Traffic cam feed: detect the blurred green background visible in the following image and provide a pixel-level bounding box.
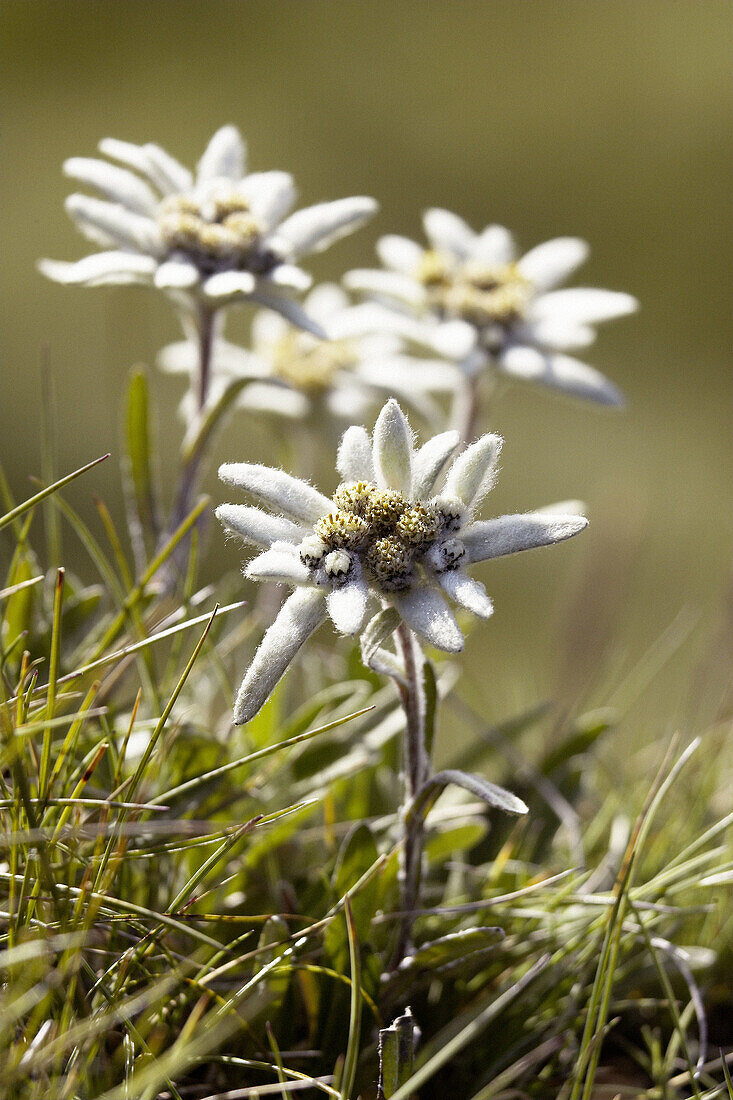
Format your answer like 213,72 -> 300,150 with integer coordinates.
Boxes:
2,1 -> 731,740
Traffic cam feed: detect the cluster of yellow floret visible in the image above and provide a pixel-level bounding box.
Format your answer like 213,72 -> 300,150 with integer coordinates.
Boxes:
270,332 -> 357,394
298,481 -> 465,592
157,192 -> 264,267
416,248 -> 531,327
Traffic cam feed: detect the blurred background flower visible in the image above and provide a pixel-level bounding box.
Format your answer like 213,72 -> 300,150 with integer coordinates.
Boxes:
159,283 -> 459,432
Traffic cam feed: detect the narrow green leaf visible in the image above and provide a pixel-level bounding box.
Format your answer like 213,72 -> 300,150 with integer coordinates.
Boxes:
126,367 -> 156,536
340,899 -> 363,1100
411,769 -> 528,823
0,453 -> 110,530
399,926 -> 504,974
39,568 -> 65,798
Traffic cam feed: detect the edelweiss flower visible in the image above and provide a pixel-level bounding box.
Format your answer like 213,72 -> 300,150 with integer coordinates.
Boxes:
217,398 -> 587,723
344,209 -> 637,405
159,283 -> 460,425
39,125 -> 377,333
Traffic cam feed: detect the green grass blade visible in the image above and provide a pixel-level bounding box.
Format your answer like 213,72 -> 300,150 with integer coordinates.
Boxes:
0,453 -> 110,530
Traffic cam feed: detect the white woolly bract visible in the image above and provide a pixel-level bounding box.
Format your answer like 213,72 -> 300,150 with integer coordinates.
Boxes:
274,197 -> 378,259
443,434 -> 502,511
196,124 -> 246,183
233,587 -> 327,724
218,463 -> 332,524
245,543 -> 311,585
337,426 -> 375,483
497,347 -> 624,406
326,573 -> 370,635
437,570 -> 494,618
37,253 -> 156,287
63,157 -> 158,215
215,504 -> 305,547
372,399 -> 413,494
411,431 -> 460,499
462,512 -> 588,563
516,237 -> 589,291
392,588 -> 464,653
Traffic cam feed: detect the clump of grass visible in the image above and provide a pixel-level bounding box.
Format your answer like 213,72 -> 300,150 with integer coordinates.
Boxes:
1,407 -> 731,1099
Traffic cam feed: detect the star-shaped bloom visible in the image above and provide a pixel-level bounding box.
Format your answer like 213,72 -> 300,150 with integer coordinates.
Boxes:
159,283 -> 460,426
39,125 -> 377,334
217,398 -> 587,723
344,210 -> 637,405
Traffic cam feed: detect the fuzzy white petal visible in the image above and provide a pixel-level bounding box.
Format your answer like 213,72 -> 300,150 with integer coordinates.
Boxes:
65,194 -> 162,254
196,125 -> 246,183
523,318 -> 596,350
203,271 -> 257,298
472,225 -> 516,265
216,504 -> 304,547
530,288 -> 638,325
344,268 -> 426,306
267,264 -> 312,291
219,463 -> 332,523
237,383 -> 311,419
438,570 -> 494,618
429,319 -> 478,359
302,283 -> 350,328
423,208 -> 476,257
411,430 -> 460,499
245,542 -> 311,584
326,384 -> 371,422
372,399 -> 413,493
233,588 -> 326,724
143,143 -> 194,193
99,138 -> 192,195
325,301 -> 474,359
355,355 -> 459,395
376,234 -> 423,274
324,301 -> 413,340
239,171 -> 297,230
443,434 -> 503,511
154,260 -> 200,289
247,289 -> 327,338
462,513 -> 588,562
63,157 -> 158,215
516,237 -> 589,291
250,308 -> 289,349
392,588 -> 464,653
327,573 -> 370,635
38,252 -> 156,287
273,197 -> 378,259
498,346 -> 624,406
337,425 -> 376,482
537,499 -> 587,518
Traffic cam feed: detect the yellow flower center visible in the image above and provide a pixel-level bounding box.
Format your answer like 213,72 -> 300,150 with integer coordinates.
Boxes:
156,192 -> 275,275
303,482 -> 464,591
270,332 -> 357,394
416,249 -> 531,327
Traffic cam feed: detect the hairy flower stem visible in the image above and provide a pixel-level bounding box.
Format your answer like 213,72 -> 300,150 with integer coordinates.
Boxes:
454,376 -> 480,446
157,305 -> 216,591
391,620 -> 429,968
170,304 -> 216,535
453,371 -> 500,447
